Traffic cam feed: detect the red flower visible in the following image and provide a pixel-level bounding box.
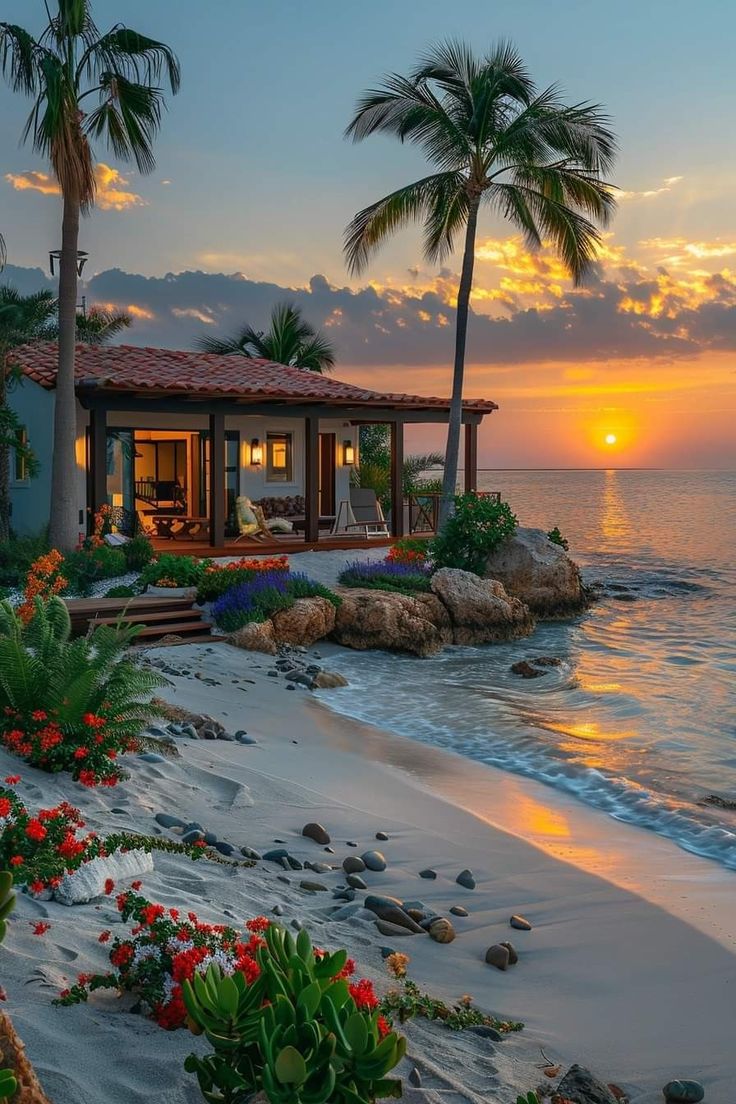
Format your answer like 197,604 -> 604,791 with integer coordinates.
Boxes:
58,989 -> 70,999
77,973 -> 93,986
77,770 -> 97,787
104,879 -> 115,895
109,942 -> 134,968
25,818 -> 47,842
377,1015 -> 391,1039
31,710 -> 48,722
333,957 -> 356,980
0,797 -> 11,817
9,855 -> 23,867
349,978 -> 379,1011
98,930 -> 111,943
131,880 -> 142,891
140,904 -> 165,926
31,921 -> 50,936
73,748 -> 89,760
246,916 -> 271,933
82,713 -> 105,729
29,881 -> 46,895
4,775 -> 21,784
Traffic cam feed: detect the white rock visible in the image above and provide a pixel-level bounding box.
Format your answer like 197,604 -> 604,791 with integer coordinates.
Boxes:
53,848 -> 154,906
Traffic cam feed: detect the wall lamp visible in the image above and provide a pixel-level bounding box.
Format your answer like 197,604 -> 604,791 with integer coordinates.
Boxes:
343,439 -> 355,465
250,438 -> 263,466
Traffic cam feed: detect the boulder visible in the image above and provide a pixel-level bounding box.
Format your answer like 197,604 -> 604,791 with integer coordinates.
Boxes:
228,620 -> 277,655
271,597 -> 336,647
332,588 -> 452,657
312,670 -> 348,689
556,1065 -> 619,1104
484,527 -> 587,618
430,567 -> 535,645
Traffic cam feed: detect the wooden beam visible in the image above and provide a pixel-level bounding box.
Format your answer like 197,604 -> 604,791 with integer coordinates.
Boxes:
89,406 -> 107,523
464,422 -> 478,494
209,411 -> 225,548
390,420 -> 404,538
304,415 -> 319,543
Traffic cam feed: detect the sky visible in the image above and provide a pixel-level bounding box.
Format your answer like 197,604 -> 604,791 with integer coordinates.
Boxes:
1,0 -> 735,469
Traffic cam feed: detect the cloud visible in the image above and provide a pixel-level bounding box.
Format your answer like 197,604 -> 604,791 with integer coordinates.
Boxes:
5,163 -> 143,210
618,175 -> 683,201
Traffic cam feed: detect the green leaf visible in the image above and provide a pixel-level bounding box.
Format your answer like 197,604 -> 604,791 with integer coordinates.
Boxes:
344,1012 -> 369,1056
274,1045 -> 307,1086
297,980 -> 322,1019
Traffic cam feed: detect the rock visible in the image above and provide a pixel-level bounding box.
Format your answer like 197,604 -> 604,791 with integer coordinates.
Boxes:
333,888 -> 356,902
510,914 -> 532,930
374,907 -> 425,933
302,822 -> 331,846
138,751 -> 165,763
375,831 -> 390,841
375,919 -> 419,938
332,588 -> 452,657
330,903 -> 366,921
155,813 -> 186,829
240,846 -> 262,861
182,829 -> 204,845
456,869 -> 476,890
511,660 -> 546,679
214,842 -> 236,857
485,944 -> 510,971
533,656 -> 562,667
346,874 -> 367,890
53,849 -> 154,906
299,880 -> 328,893
500,940 -> 518,965
428,918 -> 456,943
406,909 -> 425,923
203,831 -> 218,845
361,850 -> 387,872
468,1024 -> 503,1042
305,861 -> 332,875
556,1065 -> 619,1103
272,904 -> 284,916
228,620 -> 277,655
662,1081 -> 705,1104
450,906 -> 469,917
409,1068 -> 422,1088
419,868 -> 437,880
235,732 -> 258,745
430,567 -> 535,646
484,527 -> 587,618
312,670 -> 349,689
364,893 -> 404,911
271,597 -> 336,646
342,856 -> 366,874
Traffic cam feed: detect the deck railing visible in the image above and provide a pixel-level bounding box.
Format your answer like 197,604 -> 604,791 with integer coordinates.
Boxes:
404,490 -> 501,535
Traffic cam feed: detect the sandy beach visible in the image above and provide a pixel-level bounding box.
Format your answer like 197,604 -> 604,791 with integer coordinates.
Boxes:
2,638 -> 733,1104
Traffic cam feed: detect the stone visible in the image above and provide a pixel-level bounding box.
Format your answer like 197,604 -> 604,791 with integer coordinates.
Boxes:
369,906 -> 425,934
510,914 -> 532,930
556,1065 -> 620,1104
271,597 -> 336,647
342,856 -> 366,874
312,670 -> 349,689
375,919 -> 419,938
430,567 -> 535,646
240,846 -> 262,861
184,822 -> 205,834
333,888 -> 356,902
299,880 -> 328,893
364,893 -> 404,911
484,527 -> 588,618
406,909 -> 425,923
500,940 -> 518,965
263,848 -> 290,862
450,906 -> 469,917
375,831 -> 390,841
235,732 -> 258,745
346,874 -> 367,890
138,751 -> 165,763
533,656 -> 562,667
485,944 -> 510,971
662,1081 -> 705,1104
53,849 -> 154,906
203,831 -> 218,845
272,904 -> 285,916
330,903 -> 366,921
229,620 -> 277,655
511,660 -> 546,679
361,850 -> 387,872
408,1068 -> 422,1088
182,829 -> 204,845
302,822 -> 331,846
305,861 -> 332,875
456,869 -> 476,890
214,842 -> 236,857
468,1024 -> 503,1042
332,588 -> 453,657
419,868 -> 437,880
428,918 -> 456,944
155,813 -> 186,830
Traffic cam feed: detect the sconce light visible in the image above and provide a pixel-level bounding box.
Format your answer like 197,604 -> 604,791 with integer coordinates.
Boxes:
250,438 -> 263,466
343,439 -> 355,466
112,493 -> 124,508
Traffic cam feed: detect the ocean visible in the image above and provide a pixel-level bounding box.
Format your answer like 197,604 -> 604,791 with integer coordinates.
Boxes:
324,469 -> 736,870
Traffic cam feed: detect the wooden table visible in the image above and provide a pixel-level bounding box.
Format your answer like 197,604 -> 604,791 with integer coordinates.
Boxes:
152,515 -> 211,540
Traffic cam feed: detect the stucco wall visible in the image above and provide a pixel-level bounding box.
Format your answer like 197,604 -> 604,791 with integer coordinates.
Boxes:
8,378 -> 55,535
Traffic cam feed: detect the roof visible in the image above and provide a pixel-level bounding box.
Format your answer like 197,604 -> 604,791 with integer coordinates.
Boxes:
14,343 -> 497,414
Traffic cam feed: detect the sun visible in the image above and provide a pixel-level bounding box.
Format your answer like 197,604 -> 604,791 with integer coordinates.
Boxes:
605,433 -> 617,446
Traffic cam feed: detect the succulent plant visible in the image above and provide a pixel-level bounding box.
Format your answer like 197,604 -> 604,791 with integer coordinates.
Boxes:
183,924 -> 405,1104
516,1094 -> 538,1104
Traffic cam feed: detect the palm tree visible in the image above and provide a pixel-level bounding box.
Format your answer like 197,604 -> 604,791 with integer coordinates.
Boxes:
344,40 -> 617,524
0,286 -> 58,540
44,304 -> 132,345
0,1 -> 180,550
197,302 -> 336,373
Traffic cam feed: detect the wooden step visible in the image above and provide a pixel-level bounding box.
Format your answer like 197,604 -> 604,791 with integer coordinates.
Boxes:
132,620 -> 212,639
91,609 -> 205,627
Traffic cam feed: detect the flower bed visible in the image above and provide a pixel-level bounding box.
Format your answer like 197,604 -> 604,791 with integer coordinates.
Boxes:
211,570 -> 341,633
196,556 -> 290,603
338,558 -> 433,595
139,554 -> 211,591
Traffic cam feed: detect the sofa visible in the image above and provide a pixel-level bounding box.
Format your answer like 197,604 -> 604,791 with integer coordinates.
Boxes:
255,496 -> 306,520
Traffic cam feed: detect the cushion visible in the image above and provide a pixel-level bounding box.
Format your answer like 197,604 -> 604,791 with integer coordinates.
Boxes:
267,517 -> 294,534
235,496 -> 258,529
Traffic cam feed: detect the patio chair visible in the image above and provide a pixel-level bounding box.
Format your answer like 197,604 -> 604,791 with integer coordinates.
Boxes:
333,488 -> 389,537
234,496 -> 293,543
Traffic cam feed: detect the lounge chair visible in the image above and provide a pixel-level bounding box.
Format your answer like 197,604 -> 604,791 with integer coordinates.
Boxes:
234,496 -> 293,543
332,488 -> 389,537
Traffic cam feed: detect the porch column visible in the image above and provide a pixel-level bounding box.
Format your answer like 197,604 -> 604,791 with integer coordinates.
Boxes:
209,411 -> 225,548
304,415 -> 319,543
390,420 -> 404,538
89,406 -> 107,521
464,422 -> 478,494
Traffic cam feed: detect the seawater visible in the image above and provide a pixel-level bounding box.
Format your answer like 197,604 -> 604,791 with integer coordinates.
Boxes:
323,469 -> 736,870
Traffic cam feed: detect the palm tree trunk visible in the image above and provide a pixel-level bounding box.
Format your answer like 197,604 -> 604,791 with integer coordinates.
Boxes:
439,194 -> 481,528
0,359 -> 9,542
48,191 -> 81,551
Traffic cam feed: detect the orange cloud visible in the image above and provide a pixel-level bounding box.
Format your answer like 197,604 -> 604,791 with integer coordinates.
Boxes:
618,175 -> 683,200
5,163 -> 143,210
171,306 -> 214,324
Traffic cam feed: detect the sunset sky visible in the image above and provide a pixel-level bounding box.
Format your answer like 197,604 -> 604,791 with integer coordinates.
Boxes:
1,0 -> 735,469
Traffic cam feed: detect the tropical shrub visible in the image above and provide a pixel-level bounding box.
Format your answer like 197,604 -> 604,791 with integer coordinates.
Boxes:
338,559 -> 432,595
431,494 -> 517,576
196,556 -> 290,603
211,572 -> 293,632
286,572 -> 342,610
0,597 -> 165,785
0,782 -> 206,895
105,584 -> 139,598
140,554 -> 209,590
122,533 -> 155,571
0,532 -> 49,589
547,526 -> 569,551
17,549 -> 67,624
386,538 -> 430,568
62,544 -> 127,597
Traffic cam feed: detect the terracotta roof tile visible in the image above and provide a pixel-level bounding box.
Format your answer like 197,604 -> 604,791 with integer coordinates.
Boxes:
13,343 -> 497,414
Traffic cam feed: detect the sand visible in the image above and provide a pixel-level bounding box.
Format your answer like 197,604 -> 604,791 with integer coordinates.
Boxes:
2,639 -> 734,1104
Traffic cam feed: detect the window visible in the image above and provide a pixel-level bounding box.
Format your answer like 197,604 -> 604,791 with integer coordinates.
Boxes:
14,427 -> 28,482
266,432 -> 293,482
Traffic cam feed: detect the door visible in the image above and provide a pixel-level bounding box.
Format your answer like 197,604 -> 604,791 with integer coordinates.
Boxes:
319,433 -> 336,516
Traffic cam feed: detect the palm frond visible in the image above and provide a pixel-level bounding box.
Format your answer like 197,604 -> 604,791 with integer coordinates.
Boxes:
0,23 -> 41,94
196,303 -> 336,373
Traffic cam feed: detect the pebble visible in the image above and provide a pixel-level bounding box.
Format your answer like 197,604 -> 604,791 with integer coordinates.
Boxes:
182,829 -> 204,845
510,914 -> 532,931
380,946 -> 396,959
510,660 -> 546,679
333,888 -> 356,902
324,846 -> 335,854
468,1024 -> 503,1042
370,906 -> 424,934
456,869 -> 476,890
235,733 -> 257,745
203,831 -> 218,845
330,902 -> 365,921
263,848 -> 290,862
500,940 -> 518,965
346,874 -> 367,890
342,856 -> 366,874
408,1069 -> 422,1088
305,861 -> 332,875
138,752 -> 165,763
185,822 -> 205,834
214,842 -> 236,857
267,670 -> 278,678
346,840 -> 358,847
361,850 -> 387,872
302,822 -> 331,845
240,846 -> 262,861
155,813 -> 186,829
291,919 -> 303,931
375,919 -> 417,938
272,904 -> 285,916
428,918 -> 456,944
299,880 -> 328,893
450,906 -> 469,917
485,944 -> 510,970
376,831 -> 390,841
419,868 -> 437,880
662,1081 -> 705,1104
